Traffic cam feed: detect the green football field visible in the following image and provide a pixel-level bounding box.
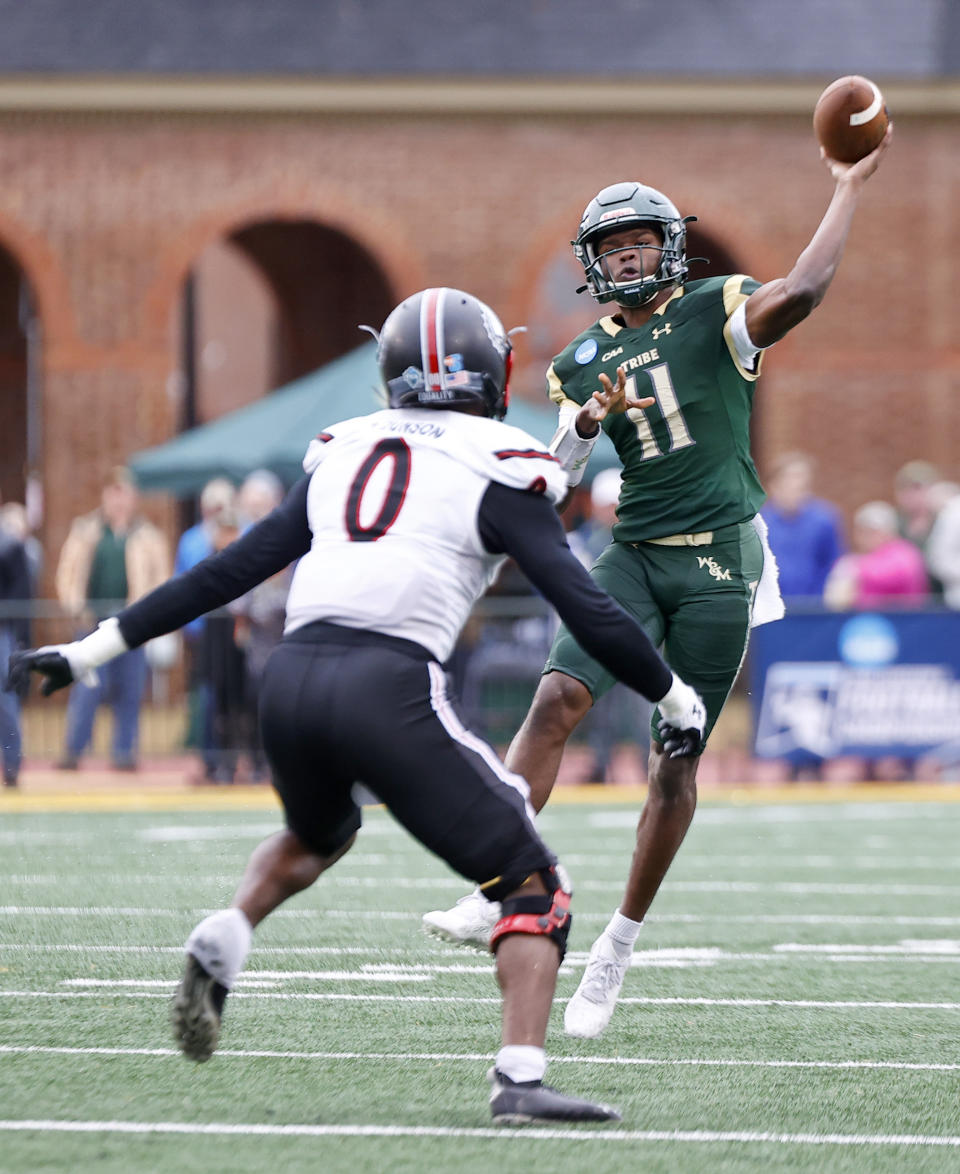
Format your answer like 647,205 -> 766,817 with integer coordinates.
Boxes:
2,795 -> 960,1173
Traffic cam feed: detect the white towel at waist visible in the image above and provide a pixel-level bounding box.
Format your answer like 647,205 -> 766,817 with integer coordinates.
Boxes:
750,513 -> 785,628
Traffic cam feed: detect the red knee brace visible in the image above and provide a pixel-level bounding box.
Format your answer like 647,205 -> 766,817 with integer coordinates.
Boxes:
490,874 -> 572,959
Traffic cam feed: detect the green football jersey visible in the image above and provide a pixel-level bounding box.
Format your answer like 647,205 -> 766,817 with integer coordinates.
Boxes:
547,275 -> 767,543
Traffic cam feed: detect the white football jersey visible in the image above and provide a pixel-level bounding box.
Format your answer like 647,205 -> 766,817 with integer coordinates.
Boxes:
284,408 -> 568,661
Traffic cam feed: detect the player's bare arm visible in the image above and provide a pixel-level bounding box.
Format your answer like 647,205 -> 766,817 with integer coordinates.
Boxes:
575,366 -> 655,438
744,121 -> 892,348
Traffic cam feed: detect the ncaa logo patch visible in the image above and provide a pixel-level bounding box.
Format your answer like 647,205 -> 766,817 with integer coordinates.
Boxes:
574,338 -> 598,365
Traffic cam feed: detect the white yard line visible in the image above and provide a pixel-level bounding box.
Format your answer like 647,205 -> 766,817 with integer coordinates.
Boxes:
59,979 -> 282,988
60,973 -> 434,986
7,876 -> 960,895
565,854 -> 960,871
656,914 -> 960,926
6,906 -> 960,928
0,1119 -> 959,1147
1,1044 -> 958,1073
776,942 -> 960,955
4,990 -> 960,1010
23,941 -> 960,983
0,944 -> 440,955
660,881 -> 960,896
588,806 -> 952,827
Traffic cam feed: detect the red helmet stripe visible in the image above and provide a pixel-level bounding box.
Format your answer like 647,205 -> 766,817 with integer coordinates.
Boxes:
419,287 -> 446,389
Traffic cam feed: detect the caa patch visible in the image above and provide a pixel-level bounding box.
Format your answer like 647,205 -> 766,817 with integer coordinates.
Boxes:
574,338 -> 598,365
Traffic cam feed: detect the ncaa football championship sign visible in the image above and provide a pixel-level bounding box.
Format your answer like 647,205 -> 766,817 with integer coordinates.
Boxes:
749,610 -> 960,763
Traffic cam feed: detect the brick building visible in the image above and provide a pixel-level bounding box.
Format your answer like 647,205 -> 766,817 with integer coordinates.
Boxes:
0,1 -> 957,580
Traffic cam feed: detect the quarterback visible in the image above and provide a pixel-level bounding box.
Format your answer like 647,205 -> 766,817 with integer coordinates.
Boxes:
8,288 -> 705,1125
424,126 -> 892,1038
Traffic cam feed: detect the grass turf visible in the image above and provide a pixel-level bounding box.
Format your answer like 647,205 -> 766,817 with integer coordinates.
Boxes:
1,797 -> 960,1172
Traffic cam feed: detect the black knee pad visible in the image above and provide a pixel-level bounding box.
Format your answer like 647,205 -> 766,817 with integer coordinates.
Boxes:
489,865 -> 572,960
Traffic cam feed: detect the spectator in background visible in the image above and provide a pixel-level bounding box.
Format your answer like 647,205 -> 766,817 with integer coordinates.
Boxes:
570,469 -> 651,782
761,452 -> 845,602
760,454 -> 846,782
569,468 -> 621,568
176,478 -> 236,576
894,460 -> 940,547
232,470 -> 287,781
55,468 -> 170,770
929,480 -> 960,516
175,477 -> 236,782
926,482 -> 960,609
1,501 -> 43,594
231,563 -> 293,783
200,508 -> 249,783
238,469 -> 284,530
894,460 -> 942,597
824,500 -> 929,611
0,501 -> 31,787
824,499 -> 930,784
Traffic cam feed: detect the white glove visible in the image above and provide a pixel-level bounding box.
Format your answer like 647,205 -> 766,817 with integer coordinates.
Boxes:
8,618 -> 130,696
656,674 -> 707,759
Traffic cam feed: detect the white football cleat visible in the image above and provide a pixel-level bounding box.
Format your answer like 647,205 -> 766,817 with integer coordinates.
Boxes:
564,934 -> 631,1038
422,889 -> 500,948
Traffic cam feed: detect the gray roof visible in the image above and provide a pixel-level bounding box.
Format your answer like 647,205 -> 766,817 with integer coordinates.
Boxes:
0,0 -> 954,78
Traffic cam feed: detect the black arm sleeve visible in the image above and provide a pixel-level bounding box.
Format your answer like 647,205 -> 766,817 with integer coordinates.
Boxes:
117,477 -> 312,649
478,482 -> 672,702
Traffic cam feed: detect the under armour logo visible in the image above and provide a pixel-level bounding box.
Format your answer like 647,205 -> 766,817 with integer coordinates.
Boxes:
651,323 -> 672,339
697,555 -> 732,581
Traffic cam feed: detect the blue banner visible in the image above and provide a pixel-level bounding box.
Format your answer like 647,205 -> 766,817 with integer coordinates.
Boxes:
749,611 -> 960,761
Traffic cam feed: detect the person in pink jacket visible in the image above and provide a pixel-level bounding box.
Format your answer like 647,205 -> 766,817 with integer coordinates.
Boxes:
824,500 -> 929,610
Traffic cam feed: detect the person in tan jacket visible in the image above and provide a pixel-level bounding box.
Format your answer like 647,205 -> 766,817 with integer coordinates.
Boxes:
55,467 -> 169,770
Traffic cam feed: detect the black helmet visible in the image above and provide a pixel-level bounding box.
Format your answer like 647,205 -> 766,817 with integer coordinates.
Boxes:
573,181 -> 694,307
378,288 -> 512,420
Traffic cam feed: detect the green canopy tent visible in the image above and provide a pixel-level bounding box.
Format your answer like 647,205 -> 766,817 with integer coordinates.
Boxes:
129,342 -> 619,496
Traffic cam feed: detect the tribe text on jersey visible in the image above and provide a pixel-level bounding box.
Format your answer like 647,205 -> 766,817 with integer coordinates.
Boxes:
283,409 -> 566,662
549,275 -> 767,542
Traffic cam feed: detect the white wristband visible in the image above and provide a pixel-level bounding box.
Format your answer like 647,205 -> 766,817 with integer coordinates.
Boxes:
74,617 -> 130,670
549,417 -> 599,488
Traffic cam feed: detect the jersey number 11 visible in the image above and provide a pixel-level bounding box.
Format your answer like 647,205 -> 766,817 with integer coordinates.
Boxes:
624,364 -> 695,461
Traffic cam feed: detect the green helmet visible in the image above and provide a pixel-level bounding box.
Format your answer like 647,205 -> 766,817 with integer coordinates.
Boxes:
573,181 -> 694,308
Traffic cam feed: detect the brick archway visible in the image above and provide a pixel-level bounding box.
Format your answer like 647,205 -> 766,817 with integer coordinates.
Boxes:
143,195 -> 424,354
0,216 -> 77,351
142,196 -> 426,443
0,221 -> 64,504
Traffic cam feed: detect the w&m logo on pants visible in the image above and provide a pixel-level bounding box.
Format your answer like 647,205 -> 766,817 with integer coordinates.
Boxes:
697,555 -> 731,582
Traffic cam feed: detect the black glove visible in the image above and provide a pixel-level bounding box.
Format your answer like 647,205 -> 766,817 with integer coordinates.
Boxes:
657,719 -> 704,760
5,649 -> 76,697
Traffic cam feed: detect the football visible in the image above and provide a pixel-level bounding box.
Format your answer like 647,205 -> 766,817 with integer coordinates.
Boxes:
813,75 -> 888,163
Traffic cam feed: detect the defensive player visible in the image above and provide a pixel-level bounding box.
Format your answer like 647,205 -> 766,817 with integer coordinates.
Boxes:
423,127 -> 892,1038
8,288 -> 705,1125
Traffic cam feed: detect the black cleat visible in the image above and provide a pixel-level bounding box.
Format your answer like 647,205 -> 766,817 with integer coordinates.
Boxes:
488,1067 -> 621,1125
171,954 -> 228,1062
